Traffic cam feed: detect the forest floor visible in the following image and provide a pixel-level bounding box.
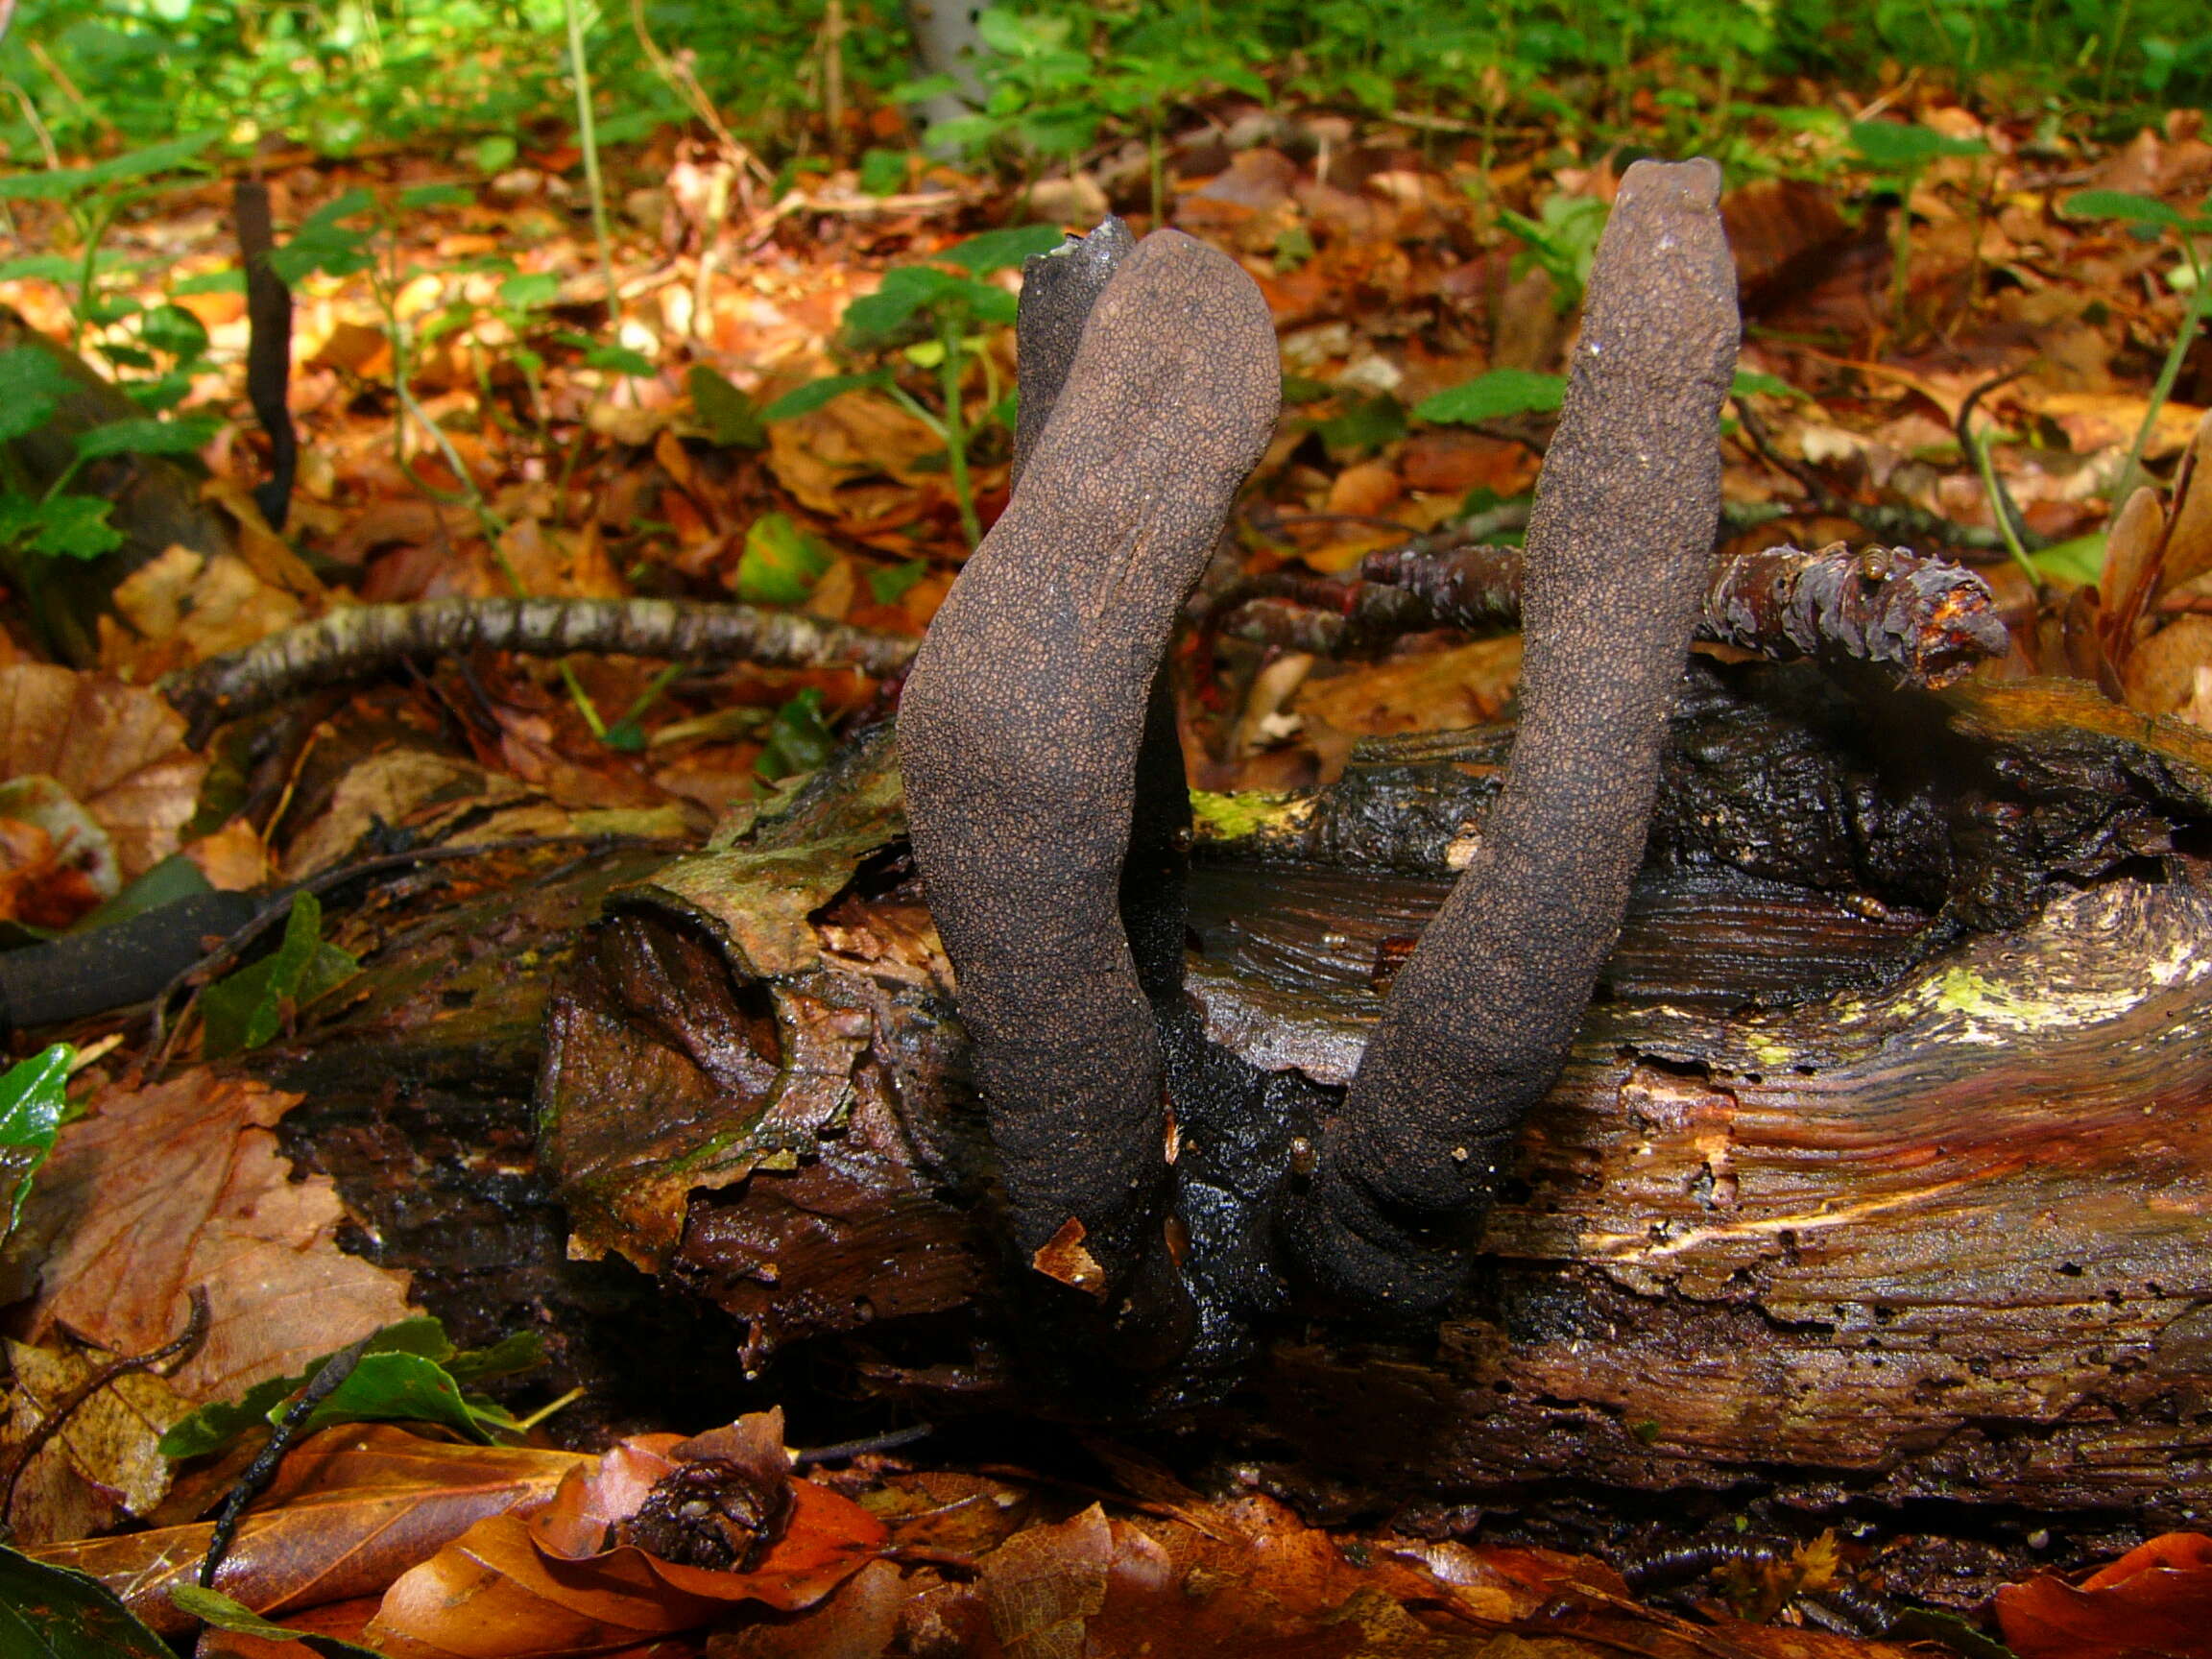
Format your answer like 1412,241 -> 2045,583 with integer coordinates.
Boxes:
1,84 -> 2209,1657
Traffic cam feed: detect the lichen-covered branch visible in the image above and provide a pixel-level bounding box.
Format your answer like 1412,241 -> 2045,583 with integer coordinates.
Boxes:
1218,541 -> 2008,690
161,596 -> 921,745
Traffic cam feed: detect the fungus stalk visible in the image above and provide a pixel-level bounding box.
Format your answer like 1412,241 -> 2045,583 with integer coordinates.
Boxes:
897,226 -> 1280,1350
1286,158 -> 1743,1309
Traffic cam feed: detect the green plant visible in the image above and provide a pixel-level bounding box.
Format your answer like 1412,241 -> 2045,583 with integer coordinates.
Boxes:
159,1315 -> 544,1457
2061,186 -> 2212,517
199,890 -> 360,1058
0,132 -> 217,354
0,1042 -> 72,1243
763,223 -> 1064,545
0,344 -> 220,565
1847,119 -> 1988,327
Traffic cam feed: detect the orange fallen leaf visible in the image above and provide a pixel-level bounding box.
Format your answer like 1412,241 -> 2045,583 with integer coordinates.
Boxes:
0,662 -> 205,880
20,1070 -> 416,1406
31,1426 -> 589,1634
1996,1532 -> 2212,1659
369,1415 -> 888,1658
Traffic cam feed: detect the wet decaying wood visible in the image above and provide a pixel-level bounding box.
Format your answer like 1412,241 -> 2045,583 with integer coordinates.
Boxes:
535,660 -> 2212,1527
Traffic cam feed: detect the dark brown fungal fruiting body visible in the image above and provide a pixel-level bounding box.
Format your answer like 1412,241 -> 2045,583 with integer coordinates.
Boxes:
896,228 -> 1280,1348
1286,159 -> 1743,1309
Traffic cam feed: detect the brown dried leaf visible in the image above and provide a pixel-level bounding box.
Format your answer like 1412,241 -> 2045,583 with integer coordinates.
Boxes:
764,390 -> 947,527
102,546 -> 310,680
0,662 -> 205,879
2162,409 -> 2212,593
21,1070 -> 415,1405
30,1425 -> 589,1634
0,1337 -> 196,1545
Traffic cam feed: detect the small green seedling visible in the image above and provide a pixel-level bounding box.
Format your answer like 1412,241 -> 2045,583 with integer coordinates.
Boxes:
199,891 -> 359,1058
2061,188 -> 2212,519
159,1315 -> 545,1458
0,343 -> 221,568
1847,120 -> 1988,327
763,223 -> 1065,545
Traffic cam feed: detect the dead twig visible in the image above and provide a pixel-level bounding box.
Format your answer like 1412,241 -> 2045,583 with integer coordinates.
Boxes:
197,1331 -> 372,1587
1215,541 -> 2008,690
160,596 -> 921,746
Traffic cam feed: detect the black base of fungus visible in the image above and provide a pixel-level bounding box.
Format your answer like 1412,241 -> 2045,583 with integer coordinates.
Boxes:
1284,158 -> 1742,1311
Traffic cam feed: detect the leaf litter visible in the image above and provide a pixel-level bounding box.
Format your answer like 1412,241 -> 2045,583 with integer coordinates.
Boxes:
0,70 -> 2209,1659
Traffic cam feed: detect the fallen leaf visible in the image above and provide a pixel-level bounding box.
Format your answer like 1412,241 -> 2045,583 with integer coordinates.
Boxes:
31,1426 -> 589,1634
369,1420 -> 888,1658
20,1070 -> 415,1405
1996,1532 -> 2212,1659
0,1337 -> 195,1545
0,663 -> 205,880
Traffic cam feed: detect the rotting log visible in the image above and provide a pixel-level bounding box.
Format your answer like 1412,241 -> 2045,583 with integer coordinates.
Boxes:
537,661 -> 2212,1525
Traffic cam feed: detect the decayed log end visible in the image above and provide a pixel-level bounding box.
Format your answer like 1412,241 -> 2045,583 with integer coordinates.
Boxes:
536,668 -> 2212,1510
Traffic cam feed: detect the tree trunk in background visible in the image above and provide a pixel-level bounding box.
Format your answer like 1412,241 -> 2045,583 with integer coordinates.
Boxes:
902,0 -> 987,140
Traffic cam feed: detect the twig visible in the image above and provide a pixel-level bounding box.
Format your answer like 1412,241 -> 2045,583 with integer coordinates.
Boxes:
198,1333 -> 372,1587
0,1288 -> 211,1538
161,596 -> 921,745
1215,541 -> 2009,689
791,1422 -> 935,1466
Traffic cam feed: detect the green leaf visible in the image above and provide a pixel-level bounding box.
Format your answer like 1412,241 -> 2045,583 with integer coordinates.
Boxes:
761,373 -> 882,421
171,269 -> 246,297
270,189 -> 378,284
843,264 -> 977,345
0,346 -> 75,444
399,182 -> 474,211
0,254 -> 82,284
0,1544 -> 176,1658
140,303 -> 209,362
735,512 -> 833,606
940,224 -> 1068,276
498,271 -> 560,312
25,494 -> 125,562
76,416 -> 221,460
2062,189 -> 2208,230
581,343 -> 659,378
168,1586 -> 382,1657
0,1045 -> 72,1243
160,1317 -> 534,1459
82,132 -> 220,186
2031,532 -> 2106,588
687,365 -> 765,447
856,148 -> 912,197
756,687 -> 835,781
473,134 -> 519,175
167,1587 -> 376,1657
443,1329 -> 546,1386
1848,120 -> 1986,171
199,891 -> 359,1058
867,557 -> 929,605
1730,369 -> 1803,400
1416,369 -> 1567,424
1316,392 -> 1407,455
